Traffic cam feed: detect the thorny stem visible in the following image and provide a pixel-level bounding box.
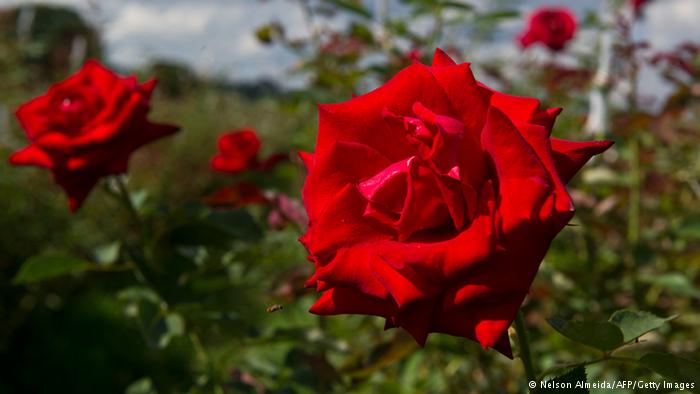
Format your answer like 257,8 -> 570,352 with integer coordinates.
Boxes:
514,310 -> 538,392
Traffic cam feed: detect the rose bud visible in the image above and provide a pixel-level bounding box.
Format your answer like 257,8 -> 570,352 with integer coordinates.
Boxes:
211,129 -> 262,174
519,7 -> 577,52
9,60 -> 179,211
211,128 -> 288,174
299,48 -> 613,357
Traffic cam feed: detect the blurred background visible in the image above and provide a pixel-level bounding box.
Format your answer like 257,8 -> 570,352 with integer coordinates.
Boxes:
0,0 -> 699,393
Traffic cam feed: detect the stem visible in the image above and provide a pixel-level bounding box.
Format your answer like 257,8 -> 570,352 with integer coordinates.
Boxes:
114,176 -> 145,230
514,310 -> 538,391
108,176 -> 159,295
627,136 -> 641,244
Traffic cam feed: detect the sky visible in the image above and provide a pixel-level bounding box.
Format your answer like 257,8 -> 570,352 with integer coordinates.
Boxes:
0,0 -> 698,87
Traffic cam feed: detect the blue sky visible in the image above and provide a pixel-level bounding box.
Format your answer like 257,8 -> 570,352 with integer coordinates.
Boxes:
0,0 -> 698,86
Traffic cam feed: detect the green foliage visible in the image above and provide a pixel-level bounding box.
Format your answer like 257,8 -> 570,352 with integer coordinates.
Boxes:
609,310 -> 676,343
639,353 -> 700,392
548,317 -> 624,352
13,252 -> 90,284
542,366 -> 588,393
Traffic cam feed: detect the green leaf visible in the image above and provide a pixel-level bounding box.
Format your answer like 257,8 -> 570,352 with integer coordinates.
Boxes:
639,352 -> 700,392
432,1 -> 474,11
165,209 -> 261,248
125,377 -> 157,394
158,313 -> 185,348
542,366 -> 588,393
94,242 -> 120,265
476,10 -> 520,22
642,272 -> 700,299
207,210 -> 262,241
609,310 -> 676,343
548,317 -> 624,351
677,217 -> 700,239
325,0 -> 373,19
13,252 -> 90,284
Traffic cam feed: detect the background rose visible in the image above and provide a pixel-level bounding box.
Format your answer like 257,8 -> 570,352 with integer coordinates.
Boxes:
8,60 -> 179,211
300,49 -> 612,356
631,0 -> 652,18
519,7 -> 577,52
210,129 -> 262,174
211,128 -> 288,174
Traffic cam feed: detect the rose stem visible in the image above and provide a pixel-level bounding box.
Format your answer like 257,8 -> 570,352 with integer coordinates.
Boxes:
112,176 -> 157,288
514,310 -> 538,392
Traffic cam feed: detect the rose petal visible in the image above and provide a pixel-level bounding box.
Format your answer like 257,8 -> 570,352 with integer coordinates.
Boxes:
551,139 -> 615,184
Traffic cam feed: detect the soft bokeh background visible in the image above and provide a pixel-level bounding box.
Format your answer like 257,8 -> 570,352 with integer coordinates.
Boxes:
0,1 -> 699,393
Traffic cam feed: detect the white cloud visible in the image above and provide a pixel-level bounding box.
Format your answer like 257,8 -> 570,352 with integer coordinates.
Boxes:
106,3 -> 219,41
646,0 -> 700,49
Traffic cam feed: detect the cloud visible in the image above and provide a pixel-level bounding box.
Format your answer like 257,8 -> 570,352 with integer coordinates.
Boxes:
646,0 -> 700,48
106,3 -> 219,41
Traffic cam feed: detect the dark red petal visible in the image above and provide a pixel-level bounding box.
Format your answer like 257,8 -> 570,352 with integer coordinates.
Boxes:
514,121 -> 575,230
8,145 -> 53,168
370,254 -> 439,307
309,287 -> 395,317
14,94 -> 53,140
305,184 -> 390,258
431,48 -> 456,67
550,139 -> 614,184
55,173 -> 99,212
302,141 -> 392,230
313,247 -> 390,299
315,63 -> 454,162
489,90 -> 541,124
427,62 -> 489,135
481,107 -> 551,233
394,299 -> 436,346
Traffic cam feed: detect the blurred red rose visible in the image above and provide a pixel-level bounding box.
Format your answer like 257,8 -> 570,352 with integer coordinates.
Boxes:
9,60 -> 179,211
211,129 -> 287,174
299,49 -> 612,356
211,129 -> 261,173
631,0 -> 652,18
519,7 -> 577,52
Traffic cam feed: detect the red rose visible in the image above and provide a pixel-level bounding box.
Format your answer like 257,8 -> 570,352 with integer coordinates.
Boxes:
519,7 -> 577,52
211,129 -> 262,174
299,49 -> 612,356
631,0 -> 652,18
9,60 -> 179,211
211,128 -> 288,174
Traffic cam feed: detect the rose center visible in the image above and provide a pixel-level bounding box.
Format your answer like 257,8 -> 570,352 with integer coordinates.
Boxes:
356,103 -> 485,241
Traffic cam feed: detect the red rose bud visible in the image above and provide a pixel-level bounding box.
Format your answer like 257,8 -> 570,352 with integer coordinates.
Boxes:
9,60 -> 179,211
211,129 -> 262,174
299,48 -> 613,357
519,7 -> 577,52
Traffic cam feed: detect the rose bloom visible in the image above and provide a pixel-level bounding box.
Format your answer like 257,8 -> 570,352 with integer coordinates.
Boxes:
299,49 -> 612,356
9,60 -> 179,211
519,7 -> 577,52
631,0 -> 652,17
211,129 -> 262,174
211,128 -> 287,174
